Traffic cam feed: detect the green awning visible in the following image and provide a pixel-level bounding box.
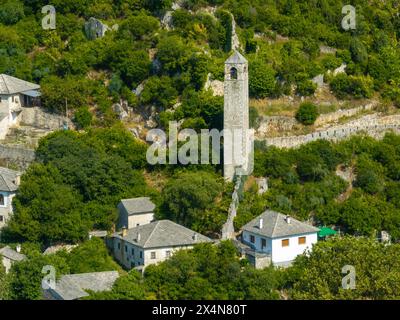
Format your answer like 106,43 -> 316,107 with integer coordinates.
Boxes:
318,227 -> 337,237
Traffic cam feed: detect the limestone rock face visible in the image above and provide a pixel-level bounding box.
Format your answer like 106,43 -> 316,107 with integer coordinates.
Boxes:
112,103 -> 128,120
204,73 -> 224,96
256,177 -> 268,194
84,17 -> 110,40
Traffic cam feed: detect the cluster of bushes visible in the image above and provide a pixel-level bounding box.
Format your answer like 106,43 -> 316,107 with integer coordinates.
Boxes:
243,133 -> 400,240
329,73 -> 374,99
2,127 -> 151,245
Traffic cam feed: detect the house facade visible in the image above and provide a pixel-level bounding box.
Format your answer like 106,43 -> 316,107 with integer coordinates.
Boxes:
0,74 -> 41,140
241,210 -> 319,266
109,220 -> 212,269
0,167 -> 21,229
117,197 -> 155,230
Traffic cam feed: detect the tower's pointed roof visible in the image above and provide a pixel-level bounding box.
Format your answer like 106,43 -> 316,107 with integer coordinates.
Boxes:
225,50 -> 247,64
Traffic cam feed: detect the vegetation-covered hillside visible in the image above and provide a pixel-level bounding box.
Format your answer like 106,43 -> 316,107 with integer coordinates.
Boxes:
2,0 -> 400,301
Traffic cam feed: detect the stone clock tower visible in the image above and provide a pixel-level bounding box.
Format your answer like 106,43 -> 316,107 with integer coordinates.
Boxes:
223,51 -> 251,182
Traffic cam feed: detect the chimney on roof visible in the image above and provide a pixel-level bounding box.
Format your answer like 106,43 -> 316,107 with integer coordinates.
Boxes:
136,232 -> 141,242
192,233 -> 198,241
121,226 -> 128,237
259,218 -> 263,229
285,215 -> 291,224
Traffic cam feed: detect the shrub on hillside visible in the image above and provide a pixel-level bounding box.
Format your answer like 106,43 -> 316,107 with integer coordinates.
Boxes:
295,102 -> 319,125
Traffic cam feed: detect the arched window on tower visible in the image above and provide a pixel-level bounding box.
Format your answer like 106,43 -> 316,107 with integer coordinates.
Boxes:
0,194 -> 4,206
230,67 -> 238,80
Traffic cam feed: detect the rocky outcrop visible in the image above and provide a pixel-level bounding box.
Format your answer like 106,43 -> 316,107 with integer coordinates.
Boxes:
204,73 -> 224,96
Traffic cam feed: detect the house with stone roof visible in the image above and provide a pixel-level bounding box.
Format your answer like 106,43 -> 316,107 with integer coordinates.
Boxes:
0,246 -> 26,273
42,271 -> 119,300
241,210 -> 319,266
109,220 -> 212,269
0,74 -> 41,140
117,197 -> 156,230
0,167 -> 21,229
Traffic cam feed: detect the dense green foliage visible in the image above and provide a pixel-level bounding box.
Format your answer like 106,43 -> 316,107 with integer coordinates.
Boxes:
286,236 -> 400,299
3,238 -> 121,300
2,127 -> 152,245
87,241 -> 281,300
3,0 -> 400,128
245,133 -> 400,241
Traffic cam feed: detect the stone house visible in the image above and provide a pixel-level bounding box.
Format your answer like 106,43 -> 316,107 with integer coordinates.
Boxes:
42,271 -> 119,300
0,74 -> 41,140
109,220 -> 212,270
241,210 -> 319,267
0,167 -> 21,229
0,246 -> 26,273
117,197 -> 156,230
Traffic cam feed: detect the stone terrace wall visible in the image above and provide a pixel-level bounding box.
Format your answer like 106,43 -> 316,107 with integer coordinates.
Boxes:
315,102 -> 376,126
0,144 -> 35,169
260,115 -> 400,148
19,107 -> 73,130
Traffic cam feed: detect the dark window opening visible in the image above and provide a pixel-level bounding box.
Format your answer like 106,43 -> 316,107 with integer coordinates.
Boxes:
0,194 -> 4,206
230,67 -> 238,79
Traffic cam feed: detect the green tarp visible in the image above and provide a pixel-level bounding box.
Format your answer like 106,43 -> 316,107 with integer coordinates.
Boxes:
318,227 -> 337,237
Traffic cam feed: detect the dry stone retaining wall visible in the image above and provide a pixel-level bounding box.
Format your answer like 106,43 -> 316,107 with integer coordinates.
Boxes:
0,144 -> 35,169
260,115 -> 400,148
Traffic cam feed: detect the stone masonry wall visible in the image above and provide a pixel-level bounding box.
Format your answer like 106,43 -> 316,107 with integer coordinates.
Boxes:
0,144 -> 35,169
19,107 -> 73,130
259,114 -> 400,148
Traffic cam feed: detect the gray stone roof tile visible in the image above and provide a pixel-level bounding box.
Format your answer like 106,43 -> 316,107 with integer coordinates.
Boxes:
119,197 -> 155,215
47,271 -> 119,300
0,246 -> 26,261
242,210 -> 319,238
225,51 -> 247,64
116,220 -> 212,248
0,167 -> 20,192
0,74 -> 40,95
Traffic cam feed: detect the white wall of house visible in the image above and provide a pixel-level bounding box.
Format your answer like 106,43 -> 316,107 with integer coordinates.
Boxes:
0,116 -> 8,140
1,256 -> 12,273
0,191 -> 15,229
111,237 -> 192,269
117,203 -> 154,230
0,93 -> 23,140
242,231 -> 318,264
271,233 -> 317,263
127,213 -> 154,229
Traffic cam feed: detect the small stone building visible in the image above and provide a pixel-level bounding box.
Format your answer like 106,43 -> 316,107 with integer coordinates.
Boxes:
42,271 -> 119,300
109,220 -> 212,269
0,246 -> 26,273
0,167 -> 21,229
0,74 -> 41,140
117,197 -> 156,230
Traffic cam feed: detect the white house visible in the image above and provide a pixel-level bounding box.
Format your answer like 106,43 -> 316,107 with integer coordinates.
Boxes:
0,74 -> 41,140
0,167 -> 21,229
117,197 -> 156,230
109,220 -> 212,269
241,210 -> 319,266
